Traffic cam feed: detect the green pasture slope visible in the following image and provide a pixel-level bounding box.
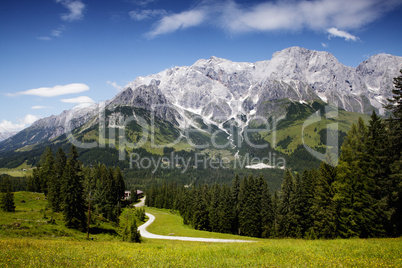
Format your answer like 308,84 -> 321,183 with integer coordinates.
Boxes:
0,192 -> 401,267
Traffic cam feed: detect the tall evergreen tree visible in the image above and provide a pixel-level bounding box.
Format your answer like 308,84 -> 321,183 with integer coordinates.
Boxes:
258,175 -> 274,238
218,184 -> 234,234
192,185 -> 210,230
28,166 -> 41,193
238,175 -> 261,237
384,69 -> 402,236
312,161 -> 337,238
48,148 -> 65,212
334,119 -> 379,238
1,176 -> 15,212
230,174 -> 240,234
62,146 -> 86,230
39,147 -> 55,196
300,169 -> 317,238
278,170 -> 297,237
271,190 -> 280,237
209,184 -> 221,232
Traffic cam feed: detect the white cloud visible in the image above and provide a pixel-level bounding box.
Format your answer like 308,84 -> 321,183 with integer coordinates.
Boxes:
129,9 -> 167,21
132,0 -> 157,6
56,0 -> 86,22
0,114 -> 41,133
107,81 -> 123,91
10,83 -> 89,97
51,26 -> 66,37
31,106 -> 50,110
321,42 -> 329,48
327,27 -> 358,41
37,36 -> 52,41
145,0 -> 401,39
60,96 -> 95,104
37,26 -> 66,41
147,9 -> 207,38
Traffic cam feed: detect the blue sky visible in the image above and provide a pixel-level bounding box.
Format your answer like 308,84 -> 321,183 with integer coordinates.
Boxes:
1,0 -> 402,134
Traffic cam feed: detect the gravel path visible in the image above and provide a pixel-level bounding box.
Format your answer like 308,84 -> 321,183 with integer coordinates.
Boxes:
135,197 -> 254,243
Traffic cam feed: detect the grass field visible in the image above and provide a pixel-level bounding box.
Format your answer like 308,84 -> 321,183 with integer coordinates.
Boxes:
1,236 -> 401,267
0,162 -> 33,177
1,193 -> 401,267
145,207 -> 259,241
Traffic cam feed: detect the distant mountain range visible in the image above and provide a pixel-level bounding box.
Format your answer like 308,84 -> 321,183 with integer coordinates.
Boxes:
0,130 -> 17,142
1,47 -> 401,170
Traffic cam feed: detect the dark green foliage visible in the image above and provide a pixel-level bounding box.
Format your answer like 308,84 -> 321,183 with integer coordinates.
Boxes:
129,219 -> 142,243
39,147 -> 54,196
48,148 -> 65,212
1,176 -> 15,212
277,135 -> 293,149
135,207 -> 146,222
122,215 -> 142,243
61,146 -> 86,230
0,175 -> 27,192
277,170 -> 298,237
27,166 -> 41,193
384,69 -> 402,236
311,162 -> 337,238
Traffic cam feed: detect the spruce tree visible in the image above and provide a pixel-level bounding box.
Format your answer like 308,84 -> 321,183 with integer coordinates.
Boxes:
39,147 -> 55,196
192,185 -> 210,231
129,218 -> 142,243
301,169 -> 317,238
278,170 -> 298,237
258,175 -> 274,238
334,119 -> 378,238
238,175 -> 261,237
218,185 -> 233,234
62,146 -> 86,230
48,148 -> 65,212
312,162 -> 337,238
208,184 -> 221,232
28,166 -> 41,192
114,167 -> 125,201
384,69 -> 402,236
230,174 -> 240,234
1,176 -> 15,212
271,190 -> 280,237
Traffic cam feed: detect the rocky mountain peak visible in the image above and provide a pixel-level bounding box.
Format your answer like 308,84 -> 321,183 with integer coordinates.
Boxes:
2,47 -> 401,152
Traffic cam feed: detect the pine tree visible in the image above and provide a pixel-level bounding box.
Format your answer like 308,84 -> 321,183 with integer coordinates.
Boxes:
300,169 -> 317,238
218,185 -> 233,234
334,119 -> 378,238
192,185 -> 210,231
230,174 -> 240,234
48,148 -> 65,212
62,146 -> 86,230
258,175 -> 274,238
28,166 -> 41,193
278,170 -> 297,237
114,167 -> 125,201
1,176 -> 15,212
129,218 -> 142,243
312,162 -> 337,238
292,173 -> 303,238
238,175 -> 261,237
39,147 -> 55,196
384,69 -> 402,236
209,184 -> 221,232
271,190 -> 280,237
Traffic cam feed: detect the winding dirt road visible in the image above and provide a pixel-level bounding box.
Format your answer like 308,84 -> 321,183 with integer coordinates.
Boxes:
135,197 -> 254,243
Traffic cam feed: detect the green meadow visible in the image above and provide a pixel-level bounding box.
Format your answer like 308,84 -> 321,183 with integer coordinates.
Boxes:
0,192 -> 401,267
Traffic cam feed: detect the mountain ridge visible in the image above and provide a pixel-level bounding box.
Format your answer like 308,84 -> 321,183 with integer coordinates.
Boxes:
1,46 -> 401,154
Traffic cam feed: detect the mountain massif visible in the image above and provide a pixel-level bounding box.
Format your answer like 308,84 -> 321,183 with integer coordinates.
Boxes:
1,47 -> 401,171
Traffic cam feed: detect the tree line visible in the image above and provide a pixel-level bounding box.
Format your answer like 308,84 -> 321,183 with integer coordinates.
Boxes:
27,146 -> 126,230
145,70 -> 402,239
